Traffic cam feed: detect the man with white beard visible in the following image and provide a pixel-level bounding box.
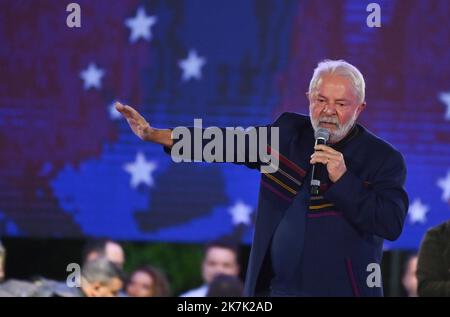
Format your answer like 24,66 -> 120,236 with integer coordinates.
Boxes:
116,59 -> 409,297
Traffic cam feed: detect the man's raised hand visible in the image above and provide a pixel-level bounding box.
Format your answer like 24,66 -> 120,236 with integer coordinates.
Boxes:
115,102 -> 173,148
115,102 -> 153,141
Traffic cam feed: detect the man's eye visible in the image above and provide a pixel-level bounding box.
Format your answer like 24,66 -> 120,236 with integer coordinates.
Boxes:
337,103 -> 345,107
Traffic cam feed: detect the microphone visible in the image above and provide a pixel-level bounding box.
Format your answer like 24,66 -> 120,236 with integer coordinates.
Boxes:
310,128 -> 330,195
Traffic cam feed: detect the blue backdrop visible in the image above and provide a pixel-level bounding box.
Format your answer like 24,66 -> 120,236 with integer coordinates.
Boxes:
0,0 -> 449,250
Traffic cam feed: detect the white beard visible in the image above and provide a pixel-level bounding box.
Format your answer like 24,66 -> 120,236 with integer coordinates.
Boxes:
310,111 -> 358,144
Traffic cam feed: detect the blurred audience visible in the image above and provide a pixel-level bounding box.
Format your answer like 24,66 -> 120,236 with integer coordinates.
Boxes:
401,253 -> 418,297
0,240 -> 5,282
180,239 -> 241,297
206,274 -> 244,297
417,220 -> 450,297
126,265 -> 170,297
0,279 -> 40,297
83,239 -> 125,269
0,257 -> 123,297
78,257 -> 124,297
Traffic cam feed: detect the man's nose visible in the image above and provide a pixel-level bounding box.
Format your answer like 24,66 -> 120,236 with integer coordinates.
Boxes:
323,103 -> 336,114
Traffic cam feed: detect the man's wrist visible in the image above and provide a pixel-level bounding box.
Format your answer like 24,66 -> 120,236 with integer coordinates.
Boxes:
150,128 -> 173,148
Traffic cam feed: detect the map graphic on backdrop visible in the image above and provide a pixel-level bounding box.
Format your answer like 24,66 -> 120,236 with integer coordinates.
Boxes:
0,0 -> 449,249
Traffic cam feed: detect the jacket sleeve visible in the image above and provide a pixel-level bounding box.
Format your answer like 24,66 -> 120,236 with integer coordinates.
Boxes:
417,227 -> 450,297
162,113 -> 290,172
324,149 -> 409,241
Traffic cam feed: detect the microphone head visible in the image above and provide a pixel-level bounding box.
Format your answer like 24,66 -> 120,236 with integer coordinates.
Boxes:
315,128 -> 330,142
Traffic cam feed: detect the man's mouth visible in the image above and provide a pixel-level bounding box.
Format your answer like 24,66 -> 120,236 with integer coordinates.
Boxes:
319,121 -> 338,128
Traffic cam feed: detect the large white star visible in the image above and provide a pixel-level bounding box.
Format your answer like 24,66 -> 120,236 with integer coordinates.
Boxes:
437,171 -> 450,203
80,63 -> 105,90
438,92 -> 450,120
108,102 -> 122,120
125,7 -> 157,43
123,152 -> 157,188
178,50 -> 206,81
228,201 -> 253,226
408,198 -> 430,225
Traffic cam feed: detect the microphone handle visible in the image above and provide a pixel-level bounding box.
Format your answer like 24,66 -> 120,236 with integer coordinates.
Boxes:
310,138 -> 327,195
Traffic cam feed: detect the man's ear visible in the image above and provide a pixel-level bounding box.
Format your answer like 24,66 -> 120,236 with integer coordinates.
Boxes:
357,102 -> 367,115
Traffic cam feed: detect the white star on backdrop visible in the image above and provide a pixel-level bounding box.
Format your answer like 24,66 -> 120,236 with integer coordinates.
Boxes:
408,198 -> 430,224
438,92 -> 450,120
228,201 -> 253,226
123,152 -> 157,188
125,7 -> 157,43
80,63 -> 105,90
109,102 -> 122,120
437,171 -> 450,203
178,50 -> 206,81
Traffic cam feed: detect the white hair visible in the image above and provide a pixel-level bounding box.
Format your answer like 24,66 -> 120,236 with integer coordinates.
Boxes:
82,257 -> 122,284
308,59 -> 366,104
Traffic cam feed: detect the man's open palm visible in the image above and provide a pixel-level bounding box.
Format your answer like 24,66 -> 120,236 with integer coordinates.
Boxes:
115,102 -> 152,141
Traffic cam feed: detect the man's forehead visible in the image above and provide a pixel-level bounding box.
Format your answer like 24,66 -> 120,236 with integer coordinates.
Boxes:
314,77 -> 357,100
205,248 -> 237,261
106,242 -> 124,255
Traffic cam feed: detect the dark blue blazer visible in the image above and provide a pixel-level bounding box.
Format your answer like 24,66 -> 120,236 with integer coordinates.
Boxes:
168,112 -> 409,297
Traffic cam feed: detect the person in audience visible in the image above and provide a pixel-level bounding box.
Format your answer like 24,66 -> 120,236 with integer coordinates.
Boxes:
126,265 -> 170,297
79,257 -> 123,297
180,239 -> 241,297
206,274 -> 244,297
82,239 -> 125,269
417,220 -> 450,297
0,279 -> 40,297
0,240 -> 5,283
401,253 -> 418,297
18,257 -> 123,297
